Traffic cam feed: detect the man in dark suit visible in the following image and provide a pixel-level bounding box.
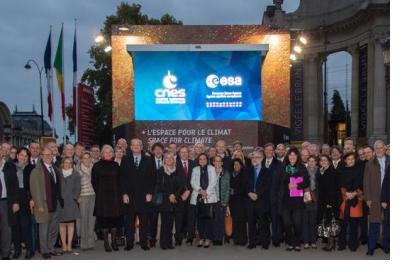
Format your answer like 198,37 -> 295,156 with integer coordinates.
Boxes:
245,150 -> 271,250
175,145 -> 194,245
262,143 -> 283,247
147,142 -> 164,247
120,138 -> 156,251
215,140 -> 232,170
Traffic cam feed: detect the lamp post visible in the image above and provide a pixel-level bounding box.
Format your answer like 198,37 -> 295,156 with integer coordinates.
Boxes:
25,59 -> 45,137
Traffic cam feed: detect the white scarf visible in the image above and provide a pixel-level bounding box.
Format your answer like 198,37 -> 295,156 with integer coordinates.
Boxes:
62,168 -> 73,178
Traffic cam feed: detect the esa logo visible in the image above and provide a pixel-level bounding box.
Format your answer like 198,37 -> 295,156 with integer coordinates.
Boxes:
206,74 -> 242,89
155,71 -> 186,104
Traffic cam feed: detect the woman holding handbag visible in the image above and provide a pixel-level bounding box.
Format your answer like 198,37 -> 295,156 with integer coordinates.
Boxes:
279,147 -> 309,252
337,152 -> 364,252
190,153 -> 218,248
317,155 -> 340,251
154,152 -> 183,250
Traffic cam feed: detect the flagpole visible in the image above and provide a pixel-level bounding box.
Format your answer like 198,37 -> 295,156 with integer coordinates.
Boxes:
62,23 -> 67,144
50,25 -> 56,139
74,18 -> 78,142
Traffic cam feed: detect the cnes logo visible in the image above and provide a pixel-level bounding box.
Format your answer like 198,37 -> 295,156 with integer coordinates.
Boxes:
155,71 -> 186,104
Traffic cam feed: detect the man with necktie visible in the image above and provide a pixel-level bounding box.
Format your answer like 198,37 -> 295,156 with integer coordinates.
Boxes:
245,150 -> 271,249
148,142 -> 165,247
29,147 -> 64,259
120,138 -> 156,251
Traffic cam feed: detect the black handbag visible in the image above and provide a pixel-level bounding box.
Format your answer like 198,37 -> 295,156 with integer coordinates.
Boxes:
197,196 -> 216,220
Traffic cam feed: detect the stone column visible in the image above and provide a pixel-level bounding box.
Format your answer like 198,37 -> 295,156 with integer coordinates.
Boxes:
349,45 -> 360,139
368,38 -> 388,145
303,54 -> 322,144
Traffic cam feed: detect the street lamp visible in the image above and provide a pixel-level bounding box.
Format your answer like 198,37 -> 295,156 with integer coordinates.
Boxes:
24,59 -> 45,136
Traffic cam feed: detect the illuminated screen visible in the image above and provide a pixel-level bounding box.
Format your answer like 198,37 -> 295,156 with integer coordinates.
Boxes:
132,51 -> 262,120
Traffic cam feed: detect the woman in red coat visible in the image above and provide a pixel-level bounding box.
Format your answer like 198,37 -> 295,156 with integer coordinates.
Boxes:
337,152 -> 363,252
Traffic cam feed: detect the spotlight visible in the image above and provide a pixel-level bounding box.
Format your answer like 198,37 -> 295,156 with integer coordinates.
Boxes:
95,35 -> 104,43
290,54 -> 297,61
104,46 -> 112,53
299,36 -> 307,45
294,45 -> 302,53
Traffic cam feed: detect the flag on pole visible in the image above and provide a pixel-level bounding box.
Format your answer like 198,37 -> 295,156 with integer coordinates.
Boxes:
44,28 -> 53,121
54,25 -> 65,121
72,20 -> 78,132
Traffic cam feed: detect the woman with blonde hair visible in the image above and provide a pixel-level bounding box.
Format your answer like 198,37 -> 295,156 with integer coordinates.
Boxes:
91,145 -> 123,252
59,157 -> 81,253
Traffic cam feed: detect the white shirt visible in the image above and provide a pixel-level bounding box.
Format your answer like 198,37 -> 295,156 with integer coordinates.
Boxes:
265,157 -> 273,168
0,160 -> 6,198
30,157 -> 38,165
155,157 -> 163,170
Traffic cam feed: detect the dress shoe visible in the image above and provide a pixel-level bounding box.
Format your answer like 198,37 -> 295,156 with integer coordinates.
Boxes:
197,240 -> 204,247
141,245 -> 150,251
337,246 -> 346,251
203,240 -> 211,248
286,246 -> 294,251
262,244 -> 269,250
175,240 -> 182,246
366,250 -> 374,256
149,240 -> 156,248
167,245 -> 175,250
294,246 -> 301,252
186,239 -> 193,246
247,244 -> 256,249
42,253 -> 51,260
12,250 -> 21,259
160,245 -> 168,250
361,240 -> 368,245
50,251 -> 63,256
124,245 -> 134,251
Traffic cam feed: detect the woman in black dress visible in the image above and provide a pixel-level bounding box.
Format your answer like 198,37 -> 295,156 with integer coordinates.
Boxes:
155,152 -> 183,250
229,158 -> 247,246
91,145 -> 123,252
317,154 -> 340,251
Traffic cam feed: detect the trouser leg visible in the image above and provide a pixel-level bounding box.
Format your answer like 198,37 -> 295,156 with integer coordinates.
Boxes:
0,201 -> 11,258
137,213 -> 149,247
348,218 -> 360,251
47,204 -> 61,253
125,212 -> 136,247
368,222 -> 381,252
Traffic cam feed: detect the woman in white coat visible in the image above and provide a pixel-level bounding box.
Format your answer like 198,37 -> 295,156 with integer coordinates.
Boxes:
190,153 -> 217,248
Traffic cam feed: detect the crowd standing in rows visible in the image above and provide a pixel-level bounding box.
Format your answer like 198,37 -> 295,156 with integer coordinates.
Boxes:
0,137 -> 390,259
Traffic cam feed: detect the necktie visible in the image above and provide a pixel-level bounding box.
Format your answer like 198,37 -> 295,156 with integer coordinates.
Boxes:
266,159 -> 270,168
32,159 -> 36,165
49,166 -> 56,184
253,167 -> 258,193
134,157 -> 139,168
157,159 -> 161,170
183,161 -> 188,176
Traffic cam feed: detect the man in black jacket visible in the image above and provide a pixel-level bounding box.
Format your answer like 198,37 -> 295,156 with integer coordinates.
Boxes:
245,150 -> 271,249
174,145 -> 194,245
120,138 -> 156,251
262,143 -> 283,247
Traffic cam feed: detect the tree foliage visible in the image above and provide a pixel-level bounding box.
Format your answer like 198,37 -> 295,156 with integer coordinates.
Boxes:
79,2 -> 182,145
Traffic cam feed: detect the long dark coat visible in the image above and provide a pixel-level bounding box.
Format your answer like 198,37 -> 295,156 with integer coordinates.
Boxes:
91,160 -> 123,218
363,156 -> 390,223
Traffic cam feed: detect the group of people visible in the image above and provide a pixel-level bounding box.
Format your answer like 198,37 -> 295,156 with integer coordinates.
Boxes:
0,137 -> 390,259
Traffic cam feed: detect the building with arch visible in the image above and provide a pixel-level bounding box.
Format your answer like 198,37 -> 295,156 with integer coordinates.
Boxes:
263,0 -> 390,145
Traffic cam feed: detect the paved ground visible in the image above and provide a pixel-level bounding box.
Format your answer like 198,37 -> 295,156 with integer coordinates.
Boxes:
24,240 -> 389,260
